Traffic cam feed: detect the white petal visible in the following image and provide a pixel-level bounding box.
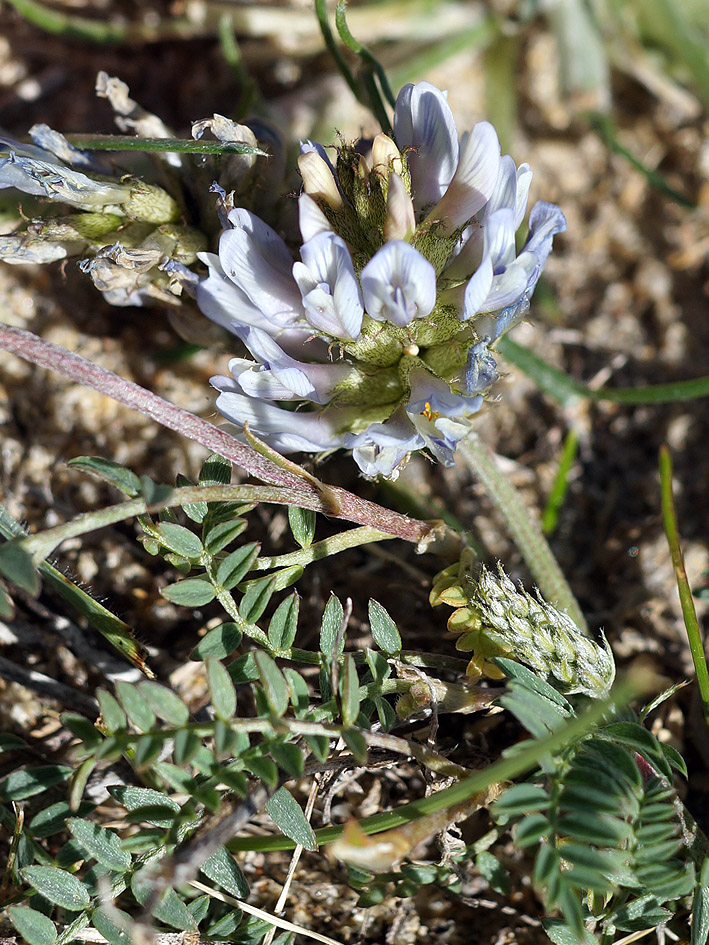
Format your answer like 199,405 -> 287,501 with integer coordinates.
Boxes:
427,121 -> 500,232
482,263 -> 529,311
462,254 -> 494,320
294,233 -> 363,340
298,193 -> 332,242
515,163 -> 533,229
484,207 -> 517,269
394,81 -> 459,212
361,240 -> 436,327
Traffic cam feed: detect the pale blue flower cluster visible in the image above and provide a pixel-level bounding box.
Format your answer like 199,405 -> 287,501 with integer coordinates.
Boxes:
200,81 -> 566,479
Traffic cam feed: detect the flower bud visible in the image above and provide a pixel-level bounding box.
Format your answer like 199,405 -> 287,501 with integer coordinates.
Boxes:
383,173 -> 415,242
297,150 -> 343,210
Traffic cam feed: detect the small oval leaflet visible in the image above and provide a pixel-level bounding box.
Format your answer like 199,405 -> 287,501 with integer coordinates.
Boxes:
266,787 -> 317,851
67,817 -> 131,872
21,865 -> 91,911
8,907 -> 57,945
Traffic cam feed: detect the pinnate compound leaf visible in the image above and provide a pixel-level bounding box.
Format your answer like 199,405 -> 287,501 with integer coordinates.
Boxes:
21,866 -> 91,911
254,652 -> 289,717
161,577 -> 216,607
138,681 -> 189,726
199,845 -> 249,898
368,599 -> 402,655
68,456 -> 141,497
8,907 -> 57,945
266,787 -> 317,851
206,657 -> 237,719
190,622 -> 242,661
67,818 -> 130,872
287,506 -> 316,549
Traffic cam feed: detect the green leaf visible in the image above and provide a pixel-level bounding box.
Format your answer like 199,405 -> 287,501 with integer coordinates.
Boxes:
161,576 -> 216,607
255,652 -> 289,717
114,680 -> 156,732
266,788 -> 317,851
30,802 -> 93,839
342,728 -> 368,764
92,907 -> 132,945
207,657 -> 237,719
288,507 -> 316,549
0,765 -> 71,801
692,872 -> 709,945
67,819 -> 131,872
61,713 -> 102,751
199,453 -> 231,486
173,728 -> 202,765
0,539 -> 40,595
475,851 -> 510,894
8,907 -> 57,945
320,593 -> 345,660
0,733 -> 27,752
107,785 -> 180,827
0,583 -> 15,619
267,592 -> 300,651
228,651 -> 260,683
514,813 -> 553,848
340,654 -> 360,727
200,845 -> 249,899
659,742 -> 688,778
243,754 -> 278,788
368,599 -> 401,655
493,783 -> 551,818
140,477 -> 173,507
131,868 -> 197,930
269,741 -> 305,778
138,681 -> 189,726
216,542 -> 259,590
190,622 -> 242,661
21,866 -> 91,911
239,574 -> 277,623
544,918 -> 599,945
67,456 -> 141,497
154,523 -> 203,559
204,519 -> 248,554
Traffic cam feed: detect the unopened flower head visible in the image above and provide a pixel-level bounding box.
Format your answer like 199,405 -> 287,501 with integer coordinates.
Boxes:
430,561 -> 615,698
201,82 -> 566,478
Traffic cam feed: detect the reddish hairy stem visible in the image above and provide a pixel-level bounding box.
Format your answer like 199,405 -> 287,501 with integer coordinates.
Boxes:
0,323 -> 433,544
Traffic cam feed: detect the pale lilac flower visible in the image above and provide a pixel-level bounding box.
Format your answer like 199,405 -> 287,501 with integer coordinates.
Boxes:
360,241 -> 436,327
292,232 -> 364,340
229,326 -> 351,404
196,80 -> 565,479
212,376 -> 346,453
344,409 -> 425,480
406,370 -> 483,465
219,208 -> 304,327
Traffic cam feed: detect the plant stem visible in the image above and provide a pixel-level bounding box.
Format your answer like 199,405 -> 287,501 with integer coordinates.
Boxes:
659,445 -> 709,728
65,134 -> 266,156
229,669 -> 643,851
458,433 -> 587,633
0,324 -> 438,546
254,526 -> 393,571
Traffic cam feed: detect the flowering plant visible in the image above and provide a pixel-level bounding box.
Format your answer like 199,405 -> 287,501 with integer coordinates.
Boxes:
201,81 -> 566,478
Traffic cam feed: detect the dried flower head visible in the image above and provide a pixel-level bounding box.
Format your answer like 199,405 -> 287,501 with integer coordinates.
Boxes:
201,82 -> 566,478
430,561 -> 615,697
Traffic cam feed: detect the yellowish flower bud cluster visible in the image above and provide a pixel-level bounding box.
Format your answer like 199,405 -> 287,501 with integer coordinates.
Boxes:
431,560 -> 616,697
